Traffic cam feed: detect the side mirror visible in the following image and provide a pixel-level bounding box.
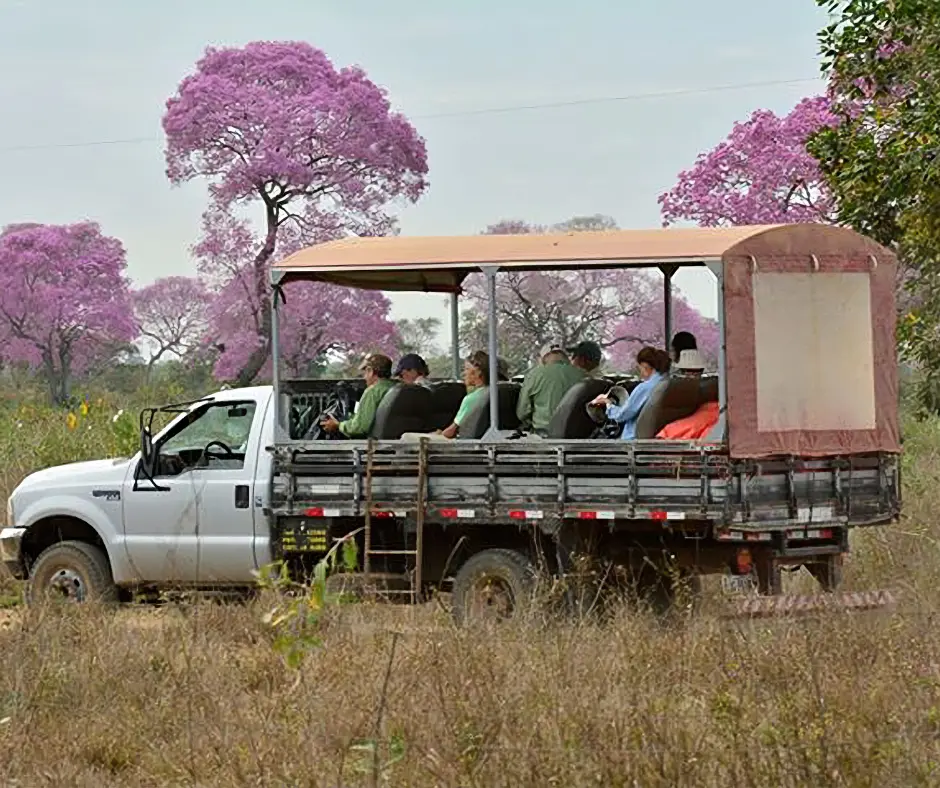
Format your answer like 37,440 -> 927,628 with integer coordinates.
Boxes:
139,426 -> 155,475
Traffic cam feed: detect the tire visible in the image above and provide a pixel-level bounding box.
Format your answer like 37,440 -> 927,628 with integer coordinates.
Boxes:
635,567 -> 703,618
26,541 -> 119,605
451,548 -> 538,626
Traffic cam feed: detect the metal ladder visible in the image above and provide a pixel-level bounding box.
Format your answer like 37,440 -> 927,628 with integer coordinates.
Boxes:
362,437 -> 428,603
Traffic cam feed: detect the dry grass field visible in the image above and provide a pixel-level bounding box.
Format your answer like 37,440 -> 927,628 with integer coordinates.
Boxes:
0,396 -> 939,786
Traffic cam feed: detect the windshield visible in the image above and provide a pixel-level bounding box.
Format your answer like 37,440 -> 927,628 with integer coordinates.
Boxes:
162,402 -> 257,454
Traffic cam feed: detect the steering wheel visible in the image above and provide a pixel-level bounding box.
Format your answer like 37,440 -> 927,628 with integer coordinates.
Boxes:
204,440 -> 235,458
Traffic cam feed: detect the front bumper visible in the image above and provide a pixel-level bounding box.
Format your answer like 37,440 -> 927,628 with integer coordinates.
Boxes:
0,527 -> 26,578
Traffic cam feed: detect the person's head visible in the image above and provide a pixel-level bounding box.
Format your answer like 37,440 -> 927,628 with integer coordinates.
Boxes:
674,348 -> 706,377
358,353 -> 393,386
394,353 -> 429,384
539,343 -> 568,365
670,331 -> 697,363
567,340 -> 602,372
463,350 -> 490,388
635,346 -> 669,380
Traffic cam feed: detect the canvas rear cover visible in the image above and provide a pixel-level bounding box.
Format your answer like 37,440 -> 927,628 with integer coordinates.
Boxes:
723,225 -> 900,459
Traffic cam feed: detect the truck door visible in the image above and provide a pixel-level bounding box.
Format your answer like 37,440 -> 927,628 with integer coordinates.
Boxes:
122,395 -> 264,585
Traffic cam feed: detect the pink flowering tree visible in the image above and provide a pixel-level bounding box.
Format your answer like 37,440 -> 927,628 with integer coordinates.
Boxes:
197,214 -> 398,379
133,276 -> 211,371
0,222 -> 137,404
462,217 -> 714,374
163,41 -> 428,384
659,96 -> 839,227
207,268 -> 398,379
608,296 -> 719,372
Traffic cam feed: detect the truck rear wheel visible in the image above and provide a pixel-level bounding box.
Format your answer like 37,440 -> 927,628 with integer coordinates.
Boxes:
451,548 -> 538,626
26,541 -> 119,605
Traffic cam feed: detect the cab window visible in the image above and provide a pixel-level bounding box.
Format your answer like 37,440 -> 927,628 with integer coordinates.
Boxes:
156,401 -> 257,474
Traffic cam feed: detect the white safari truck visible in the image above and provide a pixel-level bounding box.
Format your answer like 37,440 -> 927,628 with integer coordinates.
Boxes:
0,224 -> 900,620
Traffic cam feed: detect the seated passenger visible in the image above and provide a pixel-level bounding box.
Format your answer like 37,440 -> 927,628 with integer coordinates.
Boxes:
670,331 -> 697,367
589,346 -> 669,440
440,350 -> 490,439
517,344 -> 585,436
567,340 -> 603,377
657,401 -> 720,440
394,353 -> 432,387
672,348 -> 706,378
320,353 -> 396,438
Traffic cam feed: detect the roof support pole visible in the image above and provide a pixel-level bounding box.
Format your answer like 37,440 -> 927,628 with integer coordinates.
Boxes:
450,292 -> 461,380
270,285 -> 283,438
659,263 -> 679,353
705,261 -> 727,443
481,265 -> 501,440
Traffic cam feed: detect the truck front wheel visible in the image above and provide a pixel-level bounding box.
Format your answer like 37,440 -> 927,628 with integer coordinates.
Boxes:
451,548 -> 538,626
26,541 -> 119,605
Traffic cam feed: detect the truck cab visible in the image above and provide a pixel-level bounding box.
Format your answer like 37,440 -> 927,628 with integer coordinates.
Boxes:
1,386 -> 276,601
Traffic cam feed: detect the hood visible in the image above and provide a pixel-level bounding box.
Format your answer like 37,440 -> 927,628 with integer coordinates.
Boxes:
15,457 -> 132,492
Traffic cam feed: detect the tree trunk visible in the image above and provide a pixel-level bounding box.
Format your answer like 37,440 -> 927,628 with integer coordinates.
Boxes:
234,203 -> 279,387
43,357 -> 71,407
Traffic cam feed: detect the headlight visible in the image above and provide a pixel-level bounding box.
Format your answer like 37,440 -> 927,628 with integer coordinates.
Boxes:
6,496 -> 14,526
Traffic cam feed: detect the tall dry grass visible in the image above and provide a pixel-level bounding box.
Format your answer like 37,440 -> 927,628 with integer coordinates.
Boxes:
0,398 -> 939,785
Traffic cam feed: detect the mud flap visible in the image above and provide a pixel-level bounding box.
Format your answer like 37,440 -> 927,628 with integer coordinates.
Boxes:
722,589 -> 896,619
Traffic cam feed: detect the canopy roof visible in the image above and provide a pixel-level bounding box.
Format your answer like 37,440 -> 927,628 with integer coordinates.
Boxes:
270,223 -> 892,292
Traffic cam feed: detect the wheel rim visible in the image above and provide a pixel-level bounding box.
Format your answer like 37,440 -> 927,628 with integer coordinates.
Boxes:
466,575 -> 515,622
48,567 -> 87,602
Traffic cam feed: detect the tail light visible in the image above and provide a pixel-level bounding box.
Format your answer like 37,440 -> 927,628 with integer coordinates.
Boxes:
735,548 -> 753,575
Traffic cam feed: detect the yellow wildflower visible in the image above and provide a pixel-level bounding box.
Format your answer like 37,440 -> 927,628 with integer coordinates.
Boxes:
66,412 -> 78,431
79,401 -> 89,416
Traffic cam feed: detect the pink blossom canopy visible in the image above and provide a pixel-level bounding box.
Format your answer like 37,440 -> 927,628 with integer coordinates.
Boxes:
659,96 -> 838,227
163,40 -> 429,218
0,222 -> 136,398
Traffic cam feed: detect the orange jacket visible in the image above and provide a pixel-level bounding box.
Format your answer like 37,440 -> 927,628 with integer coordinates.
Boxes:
656,400 -> 720,440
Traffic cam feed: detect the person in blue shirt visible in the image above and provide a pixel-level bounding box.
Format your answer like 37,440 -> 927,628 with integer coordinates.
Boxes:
590,346 -> 670,439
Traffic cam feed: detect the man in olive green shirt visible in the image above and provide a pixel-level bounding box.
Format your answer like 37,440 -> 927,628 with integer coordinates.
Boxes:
517,345 -> 585,435
567,340 -> 603,377
321,353 -> 397,438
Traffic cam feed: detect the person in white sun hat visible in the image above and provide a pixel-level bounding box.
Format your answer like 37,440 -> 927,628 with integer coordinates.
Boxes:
674,348 -> 706,376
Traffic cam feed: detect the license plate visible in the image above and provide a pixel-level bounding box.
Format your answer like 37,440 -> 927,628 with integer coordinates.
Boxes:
721,574 -> 757,594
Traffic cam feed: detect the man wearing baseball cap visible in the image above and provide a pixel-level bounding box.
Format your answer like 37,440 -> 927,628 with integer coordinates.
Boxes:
516,343 -> 585,435
567,340 -> 603,376
321,353 -> 397,438
394,353 -> 432,387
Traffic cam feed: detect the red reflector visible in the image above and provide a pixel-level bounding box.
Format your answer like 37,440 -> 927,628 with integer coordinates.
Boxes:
304,507 -> 324,517
820,529 -> 833,539
509,511 -> 525,519
650,510 -> 667,521
439,508 -> 458,518
578,511 -> 598,519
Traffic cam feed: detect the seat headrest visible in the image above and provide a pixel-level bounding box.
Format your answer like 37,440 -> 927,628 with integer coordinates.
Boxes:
426,381 -> 467,431
370,383 -> 433,439
634,376 -> 704,439
546,378 -> 610,439
457,383 -> 522,439
700,375 -> 719,403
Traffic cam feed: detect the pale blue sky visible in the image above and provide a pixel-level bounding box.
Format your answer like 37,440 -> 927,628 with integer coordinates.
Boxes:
0,0 -> 828,336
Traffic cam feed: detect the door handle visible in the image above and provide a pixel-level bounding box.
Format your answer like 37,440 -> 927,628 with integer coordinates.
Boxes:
234,485 -> 250,509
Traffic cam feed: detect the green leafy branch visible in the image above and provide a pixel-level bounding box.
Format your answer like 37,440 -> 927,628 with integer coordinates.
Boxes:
254,530 -> 361,668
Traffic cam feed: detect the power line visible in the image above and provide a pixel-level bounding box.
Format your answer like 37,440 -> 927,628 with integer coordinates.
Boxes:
415,76 -> 822,118
0,75 -> 822,154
